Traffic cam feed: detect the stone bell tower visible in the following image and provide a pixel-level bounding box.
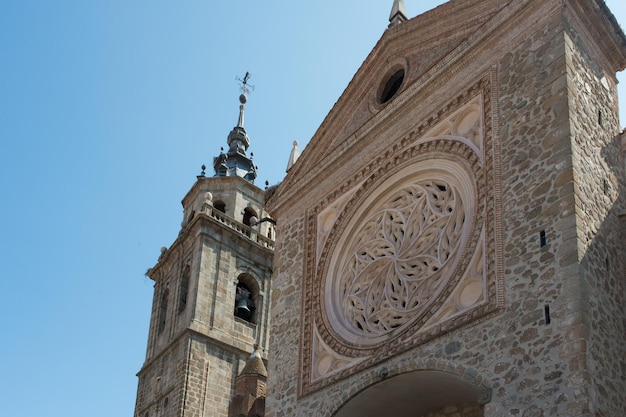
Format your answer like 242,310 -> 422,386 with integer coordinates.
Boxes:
134,74 -> 274,417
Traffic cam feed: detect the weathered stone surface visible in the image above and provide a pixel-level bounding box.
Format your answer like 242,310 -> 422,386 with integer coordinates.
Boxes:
135,175 -> 274,417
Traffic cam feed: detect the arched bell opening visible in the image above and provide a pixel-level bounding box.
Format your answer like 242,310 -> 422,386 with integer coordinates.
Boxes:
332,370 -> 490,417
214,200 -> 226,214
234,273 -> 259,324
243,207 -> 258,226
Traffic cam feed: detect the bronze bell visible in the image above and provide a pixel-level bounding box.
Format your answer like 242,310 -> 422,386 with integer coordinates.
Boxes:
236,298 -> 251,313
236,298 -> 252,319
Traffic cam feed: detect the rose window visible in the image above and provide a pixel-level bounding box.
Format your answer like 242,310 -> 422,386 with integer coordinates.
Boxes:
323,162 -> 476,347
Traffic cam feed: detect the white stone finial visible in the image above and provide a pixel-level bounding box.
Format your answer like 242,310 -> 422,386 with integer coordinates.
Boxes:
389,0 -> 408,27
286,140 -> 301,172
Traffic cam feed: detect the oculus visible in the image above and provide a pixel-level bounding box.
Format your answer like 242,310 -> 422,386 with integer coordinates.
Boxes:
379,69 -> 405,103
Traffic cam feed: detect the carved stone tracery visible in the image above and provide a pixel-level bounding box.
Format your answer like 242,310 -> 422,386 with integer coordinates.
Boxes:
326,167 -> 476,348
345,180 -> 464,332
300,73 -> 503,394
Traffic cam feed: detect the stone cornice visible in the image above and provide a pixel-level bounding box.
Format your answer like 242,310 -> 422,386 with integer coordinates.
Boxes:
137,327 -> 265,378
565,0 -> 626,74
147,209 -> 274,280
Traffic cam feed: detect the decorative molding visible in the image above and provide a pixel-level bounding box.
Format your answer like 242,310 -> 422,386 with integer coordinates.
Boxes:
298,73 -> 503,395
310,323 -> 365,382
322,160 -> 479,348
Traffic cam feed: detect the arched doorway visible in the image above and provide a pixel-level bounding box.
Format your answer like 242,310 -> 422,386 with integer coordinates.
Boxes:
332,370 -> 488,417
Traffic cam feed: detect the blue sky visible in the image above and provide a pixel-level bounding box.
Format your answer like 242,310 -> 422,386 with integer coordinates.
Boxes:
0,1 -> 625,416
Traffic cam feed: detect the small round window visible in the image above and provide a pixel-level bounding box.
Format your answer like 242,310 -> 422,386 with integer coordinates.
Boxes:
380,69 -> 405,104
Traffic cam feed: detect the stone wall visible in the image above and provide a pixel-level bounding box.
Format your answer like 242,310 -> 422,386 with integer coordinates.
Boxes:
491,13 -> 581,415
266,216 -> 305,417
134,336 -> 186,417
185,336 -> 240,417
564,10 -> 626,414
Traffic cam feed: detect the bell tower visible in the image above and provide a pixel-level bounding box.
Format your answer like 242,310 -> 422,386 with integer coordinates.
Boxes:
134,75 -> 274,417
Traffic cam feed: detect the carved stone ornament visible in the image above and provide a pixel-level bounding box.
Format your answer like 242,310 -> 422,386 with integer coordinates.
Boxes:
301,73 -> 503,394
323,161 -> 477,347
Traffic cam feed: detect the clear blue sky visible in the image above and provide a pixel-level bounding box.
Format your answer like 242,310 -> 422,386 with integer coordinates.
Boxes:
0,1 -> 624,416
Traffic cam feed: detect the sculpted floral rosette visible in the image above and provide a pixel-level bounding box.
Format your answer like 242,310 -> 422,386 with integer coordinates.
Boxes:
320,154 -> 480,349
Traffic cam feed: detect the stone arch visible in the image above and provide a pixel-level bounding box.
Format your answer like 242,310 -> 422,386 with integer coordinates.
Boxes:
214,200 -> 226,213
328,360 -> 492,417
243,207 -> 258,226
234,272 -> 261,323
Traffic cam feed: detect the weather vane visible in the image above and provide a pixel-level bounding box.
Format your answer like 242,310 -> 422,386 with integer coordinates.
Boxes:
236,71 -> 255,97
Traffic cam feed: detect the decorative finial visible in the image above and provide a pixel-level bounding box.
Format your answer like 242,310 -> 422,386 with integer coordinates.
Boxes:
237,71 -> 254,97
213,72 -> 257,183
286,140 -> 301,172
389,0 -> 408,27
198,164 -> 206,178
234,72 -> 254,128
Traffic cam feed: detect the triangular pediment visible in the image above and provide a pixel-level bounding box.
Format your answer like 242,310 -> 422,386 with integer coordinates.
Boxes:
268,0 -> 509,213
267,0 -> 626,216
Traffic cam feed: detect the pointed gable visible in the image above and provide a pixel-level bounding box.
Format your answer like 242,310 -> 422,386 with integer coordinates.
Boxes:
267,0 -> 507,215
267,0 -> 626,217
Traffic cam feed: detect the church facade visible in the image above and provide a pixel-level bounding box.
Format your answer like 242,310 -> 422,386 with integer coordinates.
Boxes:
266,0 -> 626,416
134,0 -> 626,416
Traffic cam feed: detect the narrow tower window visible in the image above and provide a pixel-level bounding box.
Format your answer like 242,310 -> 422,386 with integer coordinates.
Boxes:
158,289 -> 169,334
178,266 -> 190,313
539,230 -> 547,247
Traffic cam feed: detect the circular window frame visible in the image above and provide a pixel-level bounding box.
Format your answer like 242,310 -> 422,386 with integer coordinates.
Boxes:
369,58 -> 409,112
314,140 -> 485,356
323,161 -> 476,347
379,68 -> 405,104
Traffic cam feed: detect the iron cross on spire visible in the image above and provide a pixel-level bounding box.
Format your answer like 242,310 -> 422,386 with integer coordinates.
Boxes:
236,71 -> 255,97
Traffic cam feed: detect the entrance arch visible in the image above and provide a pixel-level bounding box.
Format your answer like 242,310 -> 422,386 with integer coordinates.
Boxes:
332,370 -> 490,417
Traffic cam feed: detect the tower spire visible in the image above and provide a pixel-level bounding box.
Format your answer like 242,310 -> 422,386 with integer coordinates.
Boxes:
389,0 -> 408,27
236,97 -> 245,128
236,71 -> 253,128
212,72 -> 258,182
